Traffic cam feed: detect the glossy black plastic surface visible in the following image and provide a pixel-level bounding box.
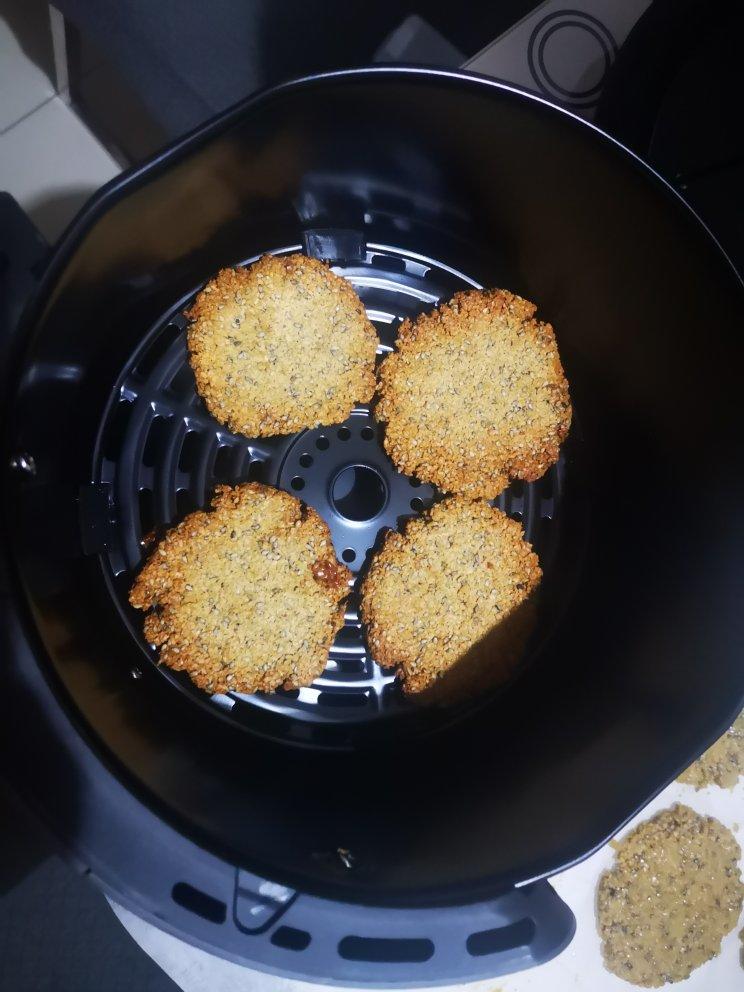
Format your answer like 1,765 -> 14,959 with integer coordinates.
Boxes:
4,69 -> 744,914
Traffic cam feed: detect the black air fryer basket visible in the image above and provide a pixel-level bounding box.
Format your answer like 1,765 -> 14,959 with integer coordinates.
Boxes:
2,68 -> 743,986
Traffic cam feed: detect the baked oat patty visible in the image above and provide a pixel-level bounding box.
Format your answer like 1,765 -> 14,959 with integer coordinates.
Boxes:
678,709 -> 744,789
187,254 -> 378,437
359,497 -> 541,696
597,804 -> 744,987
377,288 -> 571,498
129,483 -> 351,695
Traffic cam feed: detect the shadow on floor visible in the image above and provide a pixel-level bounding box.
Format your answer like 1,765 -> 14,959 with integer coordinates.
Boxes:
0,779 -> 179,992
1,0 -> 55,85
24,185 -> 101,243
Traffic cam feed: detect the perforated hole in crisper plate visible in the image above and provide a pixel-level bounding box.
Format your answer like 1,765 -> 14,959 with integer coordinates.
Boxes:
93,243 -> 568,743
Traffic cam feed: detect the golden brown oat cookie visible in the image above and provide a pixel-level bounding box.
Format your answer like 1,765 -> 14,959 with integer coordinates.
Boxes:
377,288 -> 571,498
678,710 -> 744,789
129,483 -> 350,695
359,497 -> 541,696
186,254 -> 378,436
597,804 -> 744,987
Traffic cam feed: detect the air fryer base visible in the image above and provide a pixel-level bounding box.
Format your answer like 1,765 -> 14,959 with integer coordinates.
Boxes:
1,601 -> 574,987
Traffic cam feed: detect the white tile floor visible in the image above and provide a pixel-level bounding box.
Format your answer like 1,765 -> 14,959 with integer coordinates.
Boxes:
0,0 -> 120,242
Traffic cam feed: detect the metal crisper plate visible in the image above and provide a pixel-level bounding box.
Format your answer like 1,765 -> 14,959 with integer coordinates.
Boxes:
95,243 -> 564,743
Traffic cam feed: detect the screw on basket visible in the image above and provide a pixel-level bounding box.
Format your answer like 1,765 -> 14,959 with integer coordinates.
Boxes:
9,453 -> 36,475
337,847 -> 356,869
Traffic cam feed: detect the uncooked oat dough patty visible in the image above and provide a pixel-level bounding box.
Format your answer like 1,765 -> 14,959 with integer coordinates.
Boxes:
129,483 -> 350,695
359,497 -> 541,696
678,710 -> 744,789
597,803 -> 744,987
187,254 -> 378,436
377,288 -> 571,498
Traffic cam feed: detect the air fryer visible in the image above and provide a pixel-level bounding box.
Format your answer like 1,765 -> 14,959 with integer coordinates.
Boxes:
2,68 -> 743,986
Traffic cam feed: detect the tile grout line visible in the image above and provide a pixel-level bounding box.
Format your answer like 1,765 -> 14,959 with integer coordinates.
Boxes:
0,87 -> 71,137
